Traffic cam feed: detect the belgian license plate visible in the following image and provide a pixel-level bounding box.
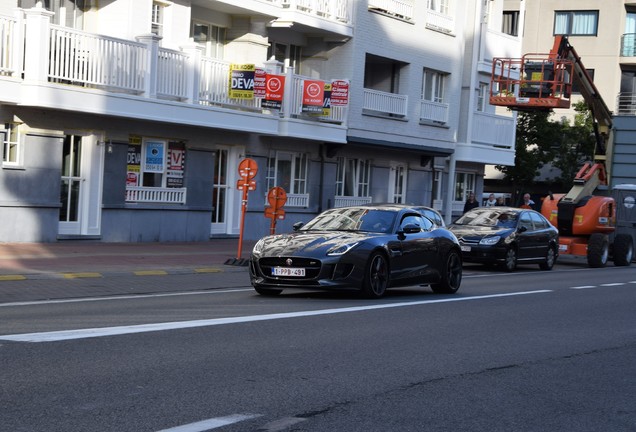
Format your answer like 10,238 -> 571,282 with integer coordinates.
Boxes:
559,244 -> 568,251
460,245 -> 471,252
272,267 -> 306,277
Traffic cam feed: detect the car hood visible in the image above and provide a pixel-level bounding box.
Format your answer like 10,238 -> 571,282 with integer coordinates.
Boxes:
449,225 -> 512,239
254,231 -> 373,256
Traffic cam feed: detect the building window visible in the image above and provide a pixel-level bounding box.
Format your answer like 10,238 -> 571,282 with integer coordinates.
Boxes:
477,83 -> 489,111
554,11 -> 599,36
571,69 -> 594,94
423,69 -> 446,103
151,1 -> 164,38
335,157 -> 371,197
266,151 -> 308,195
1,122 -> 22,167
19,0 -> 91,29
502,10 -> 519,36
454,172 -> 475,202
191,22 -> 226,59
126,139 -> 185,189
427,0 -> 449,15
267,42 -> 302,73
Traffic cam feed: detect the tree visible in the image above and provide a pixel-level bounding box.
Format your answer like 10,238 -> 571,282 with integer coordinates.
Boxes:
493,102 -> 596,196
494,109 -> 561,195
551,101 -> 596,190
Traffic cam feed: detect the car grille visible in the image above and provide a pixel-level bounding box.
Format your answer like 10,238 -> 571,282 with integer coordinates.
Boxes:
258,257 -> 322,280
458,237 -> 480,246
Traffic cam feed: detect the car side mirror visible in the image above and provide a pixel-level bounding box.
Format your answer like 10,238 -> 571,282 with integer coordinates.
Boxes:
401,223 -> 421,234
293,221 -> 304,231
517,225 -> 528,233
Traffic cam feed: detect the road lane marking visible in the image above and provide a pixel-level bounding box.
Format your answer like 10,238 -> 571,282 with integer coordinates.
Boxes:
600,283 -> 626,287
571,286 -> 596,290
0,290 -> 551,343
0,288 -> 254,308
156,414 -> 260,432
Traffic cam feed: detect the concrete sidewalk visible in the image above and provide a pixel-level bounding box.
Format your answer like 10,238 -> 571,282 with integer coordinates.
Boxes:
0,239 -> 256,280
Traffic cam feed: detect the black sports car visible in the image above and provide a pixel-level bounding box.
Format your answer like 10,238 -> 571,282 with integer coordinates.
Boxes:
249,205 -> 463,298
448,206 -> 559,271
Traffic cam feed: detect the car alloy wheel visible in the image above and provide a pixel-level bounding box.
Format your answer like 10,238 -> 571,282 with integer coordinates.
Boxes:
362,252 -> 389,299
504,247 -> 517,272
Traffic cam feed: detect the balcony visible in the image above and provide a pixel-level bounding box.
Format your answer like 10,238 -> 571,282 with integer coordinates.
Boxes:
479,29 -> 521,73
617,93 -> 636,115
425,8 -> 454,34
362,88 -> 408,118
472,112 -> 514,148
334,196 -> 373,207
368,0 -> 415,21
1,9 -> 347,143
420,100 -> 449,125
125,186 -> 187,204
621,33 -> 636,57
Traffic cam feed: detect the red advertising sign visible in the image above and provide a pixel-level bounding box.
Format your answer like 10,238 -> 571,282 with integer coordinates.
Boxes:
262,74 -> 285,109
254,68 -> 266,98
302,79 -> 325,113
331,79 -> 350,106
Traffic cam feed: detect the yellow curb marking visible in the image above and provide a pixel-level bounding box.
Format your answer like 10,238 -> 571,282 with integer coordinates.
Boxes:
194,268 -> 222,273
63,272 -> 103,279
134,270 -> 168,276
0,275 -> 27,281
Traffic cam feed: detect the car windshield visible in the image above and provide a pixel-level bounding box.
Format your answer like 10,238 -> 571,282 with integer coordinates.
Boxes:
454,209 -> 518,228
301,208 -> 396,233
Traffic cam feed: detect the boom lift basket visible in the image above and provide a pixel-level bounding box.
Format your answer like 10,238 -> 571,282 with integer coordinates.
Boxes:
490,55 -> 573,110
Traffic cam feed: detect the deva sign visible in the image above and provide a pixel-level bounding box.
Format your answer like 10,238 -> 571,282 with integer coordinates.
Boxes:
229,64 -> 256,99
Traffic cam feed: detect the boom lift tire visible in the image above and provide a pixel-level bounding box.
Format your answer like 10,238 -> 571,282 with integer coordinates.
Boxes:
587,233 -> 609,268
612,234 -> 634,266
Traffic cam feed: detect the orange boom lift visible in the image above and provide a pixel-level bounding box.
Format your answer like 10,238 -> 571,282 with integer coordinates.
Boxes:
489,36 -> 633,267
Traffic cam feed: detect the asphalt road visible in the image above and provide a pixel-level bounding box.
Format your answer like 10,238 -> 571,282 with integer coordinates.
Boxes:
1,261 -> 636,432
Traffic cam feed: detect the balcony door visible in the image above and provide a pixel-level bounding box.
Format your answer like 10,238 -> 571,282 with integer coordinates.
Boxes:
210,146 -> 242,236
59,133 -> 103,236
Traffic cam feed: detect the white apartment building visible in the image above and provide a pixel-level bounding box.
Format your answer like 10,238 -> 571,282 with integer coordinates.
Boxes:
0,0 -> 520,243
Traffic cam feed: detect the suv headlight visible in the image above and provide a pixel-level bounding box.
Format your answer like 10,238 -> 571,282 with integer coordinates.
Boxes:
479,236 -> 501,246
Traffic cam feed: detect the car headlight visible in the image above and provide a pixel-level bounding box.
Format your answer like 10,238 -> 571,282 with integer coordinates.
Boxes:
479,236 -> 501,246
327,242 -> 359,256
252,238 -> 266,256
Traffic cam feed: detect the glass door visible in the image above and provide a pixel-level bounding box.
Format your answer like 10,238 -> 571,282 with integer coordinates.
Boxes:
211,148 -> 229,234
59,135 -> 83,234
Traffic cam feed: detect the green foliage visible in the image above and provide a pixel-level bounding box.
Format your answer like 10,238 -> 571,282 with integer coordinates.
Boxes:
494,101 -> 595,191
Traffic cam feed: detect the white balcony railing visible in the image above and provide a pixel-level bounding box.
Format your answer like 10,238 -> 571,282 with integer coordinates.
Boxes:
420,100 -> 449,124
334,196 -> 373,207
281,0 -> 350,22
368,0 -> 414,20
472,111 -> 514,148
426,9 -> 454,34
157,47 -> 189,100
125,186 -> 187,204
49,25 -> 146,93
363,88 -> 408,117
0,14 -> 18,76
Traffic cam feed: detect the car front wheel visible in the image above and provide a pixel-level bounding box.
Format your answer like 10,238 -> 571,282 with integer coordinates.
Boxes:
431,249 -> 462,294
361,252 -> 389,299
503,247 -> 517,272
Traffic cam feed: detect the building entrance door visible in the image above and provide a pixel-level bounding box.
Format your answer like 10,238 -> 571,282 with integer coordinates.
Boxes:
58,134 -> 103,236
210,147 -> 242,236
